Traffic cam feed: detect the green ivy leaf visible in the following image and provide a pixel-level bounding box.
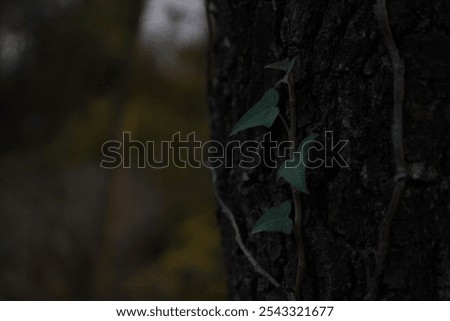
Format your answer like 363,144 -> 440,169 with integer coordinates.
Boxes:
277,133 -> 318,194
264,58 -> 290,71
230,89 -> 280,136
251,201 -> 293,234
265,56 -> 298,86
286,56 -> 297,75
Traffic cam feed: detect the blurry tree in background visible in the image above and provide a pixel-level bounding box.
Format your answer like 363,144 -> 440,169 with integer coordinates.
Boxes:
0,0 -> 226,299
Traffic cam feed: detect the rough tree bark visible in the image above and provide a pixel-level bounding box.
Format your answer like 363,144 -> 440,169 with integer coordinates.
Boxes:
207,0 -> 450,300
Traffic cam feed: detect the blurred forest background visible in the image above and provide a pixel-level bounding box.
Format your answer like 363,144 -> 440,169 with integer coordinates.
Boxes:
0,0 -> 227,299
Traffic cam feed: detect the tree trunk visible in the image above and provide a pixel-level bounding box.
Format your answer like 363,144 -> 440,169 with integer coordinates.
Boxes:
207,0 -> 450,300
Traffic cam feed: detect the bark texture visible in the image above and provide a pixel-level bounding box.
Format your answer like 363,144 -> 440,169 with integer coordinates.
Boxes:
207,0 -> 450,300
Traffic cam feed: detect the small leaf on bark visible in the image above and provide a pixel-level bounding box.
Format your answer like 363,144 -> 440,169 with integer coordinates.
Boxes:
251,201 -> 293,234
230,89 -> 280,136
277,133 -> 318,194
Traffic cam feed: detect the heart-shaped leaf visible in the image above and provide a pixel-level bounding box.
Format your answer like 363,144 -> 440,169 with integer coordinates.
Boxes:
251,201 -> 293,234
278,133 -> 318,194
230,89 -> 280,136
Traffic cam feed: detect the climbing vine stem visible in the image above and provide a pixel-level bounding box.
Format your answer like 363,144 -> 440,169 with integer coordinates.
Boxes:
225,56 -> 311,300
286,73 -> 306,300
366,0 -> 407,299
